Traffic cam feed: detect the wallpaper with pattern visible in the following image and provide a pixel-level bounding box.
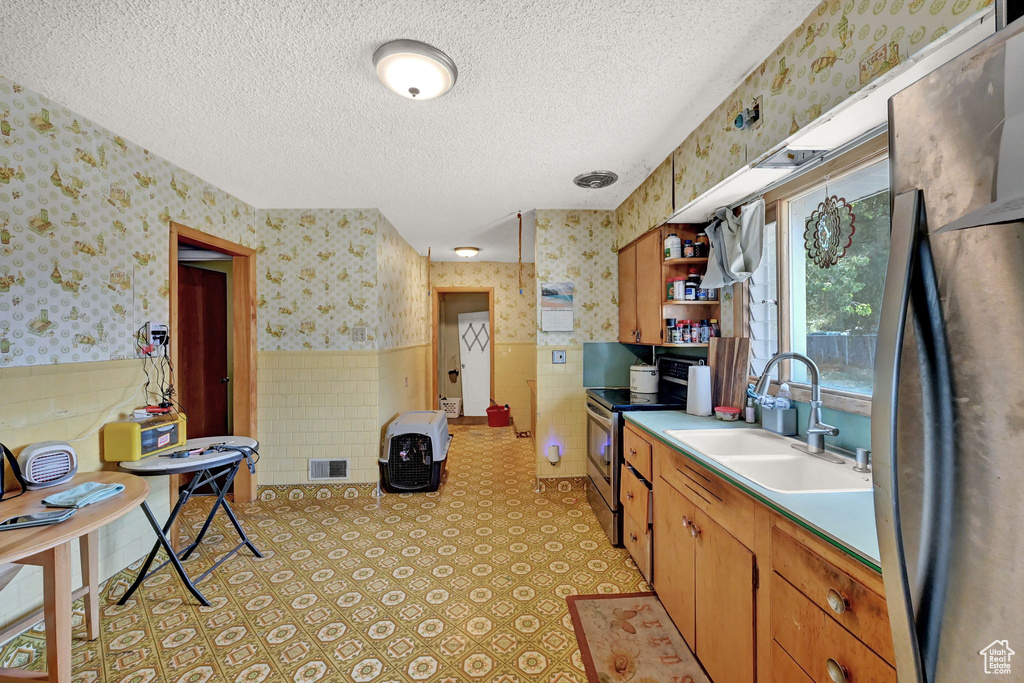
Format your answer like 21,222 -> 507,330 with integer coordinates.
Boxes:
256,208 -> 428,352
616,0 -> 994,247
534,210 -> 618,346
429,261 -> 537,344
377,217 -> 429,350
256,208 -> 379,351
615,154 -> 673,247
0,77 -> 256,367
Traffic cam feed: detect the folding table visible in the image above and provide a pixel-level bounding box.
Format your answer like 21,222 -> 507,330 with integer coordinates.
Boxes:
117,436 -> 262,607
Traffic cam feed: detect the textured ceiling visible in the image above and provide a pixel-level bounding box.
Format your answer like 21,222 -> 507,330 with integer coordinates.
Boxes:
0,0 -> 818,261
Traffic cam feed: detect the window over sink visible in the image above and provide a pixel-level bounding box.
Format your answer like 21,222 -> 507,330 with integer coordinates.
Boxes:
748,144 -> 890,410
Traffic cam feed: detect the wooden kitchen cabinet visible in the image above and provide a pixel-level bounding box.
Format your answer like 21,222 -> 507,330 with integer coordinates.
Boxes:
641,430 -> 893,683
652,474 -> 696,645
617,244 -> 637,343
622,424 -> 653,481
617,230 -> 665,344
694,508 -> 756,683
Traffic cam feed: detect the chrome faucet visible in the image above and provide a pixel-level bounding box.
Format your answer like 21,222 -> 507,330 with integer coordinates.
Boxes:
751,352 -> 840,458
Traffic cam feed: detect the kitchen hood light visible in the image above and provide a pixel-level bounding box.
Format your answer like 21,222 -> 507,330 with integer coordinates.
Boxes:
454,246 -> 479,258
373,39 -> 458,100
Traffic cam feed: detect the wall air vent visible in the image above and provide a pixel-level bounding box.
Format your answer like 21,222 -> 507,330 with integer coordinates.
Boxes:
309,458 -> 349,481
756,147 -> 829,169
573,170 -> 618,189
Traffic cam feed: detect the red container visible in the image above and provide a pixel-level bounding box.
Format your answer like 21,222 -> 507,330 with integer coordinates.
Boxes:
486,404 -> 511,427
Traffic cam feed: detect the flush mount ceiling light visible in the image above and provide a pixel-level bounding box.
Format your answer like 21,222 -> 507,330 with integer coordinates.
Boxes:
573,170 -> 619,189
454,246 -> 479,258
373,39 -> 458,100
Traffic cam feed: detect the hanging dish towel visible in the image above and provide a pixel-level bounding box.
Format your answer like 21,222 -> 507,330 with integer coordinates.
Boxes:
43,481 -> 125,509
702,198 -> 765,289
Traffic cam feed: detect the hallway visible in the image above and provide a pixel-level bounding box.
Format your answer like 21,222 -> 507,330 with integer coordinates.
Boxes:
0,426 -> 645,682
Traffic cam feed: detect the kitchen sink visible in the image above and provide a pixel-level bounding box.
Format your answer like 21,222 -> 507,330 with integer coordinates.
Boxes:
663,428 -> 872,494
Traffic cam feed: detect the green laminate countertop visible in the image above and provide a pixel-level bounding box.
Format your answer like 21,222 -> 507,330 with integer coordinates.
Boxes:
623,410 -> 881,571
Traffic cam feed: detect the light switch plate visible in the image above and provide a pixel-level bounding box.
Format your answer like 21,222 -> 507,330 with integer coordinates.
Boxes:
552,350 -> 566,364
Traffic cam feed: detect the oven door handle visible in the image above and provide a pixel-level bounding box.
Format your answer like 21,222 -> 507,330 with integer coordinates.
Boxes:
585,405 -> 613,428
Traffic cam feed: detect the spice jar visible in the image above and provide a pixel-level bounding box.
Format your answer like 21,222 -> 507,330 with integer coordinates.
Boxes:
683,240 -> 695,258
695,231 -> 709,257
709,319 -> 720,337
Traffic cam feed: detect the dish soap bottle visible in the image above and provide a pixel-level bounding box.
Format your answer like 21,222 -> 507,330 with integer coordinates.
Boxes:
775,382 -> 793,409
744,397 -> 756,423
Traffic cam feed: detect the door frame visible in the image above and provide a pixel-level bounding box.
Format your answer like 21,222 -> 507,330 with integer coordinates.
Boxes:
431,287 -> 495,410
169,221 -> 258,502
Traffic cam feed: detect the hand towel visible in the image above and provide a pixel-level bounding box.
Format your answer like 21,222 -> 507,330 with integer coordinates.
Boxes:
43,481 -> 125,509
702,198 -> 765,289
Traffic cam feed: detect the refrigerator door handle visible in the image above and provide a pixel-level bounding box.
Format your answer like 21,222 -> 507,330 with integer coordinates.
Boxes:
873,189 -> 956,682
873,190 -> 925,682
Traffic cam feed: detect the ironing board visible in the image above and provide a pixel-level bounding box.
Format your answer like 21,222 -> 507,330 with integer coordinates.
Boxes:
117,436 -> 262,606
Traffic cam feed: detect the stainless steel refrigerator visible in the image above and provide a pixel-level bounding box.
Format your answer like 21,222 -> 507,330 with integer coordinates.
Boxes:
874,16 -> 1024,682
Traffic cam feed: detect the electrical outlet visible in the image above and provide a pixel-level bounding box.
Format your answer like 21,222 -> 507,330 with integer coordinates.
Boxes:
552,350 -> 566,364
351,326 -> 367,342
145,322 -> 168,347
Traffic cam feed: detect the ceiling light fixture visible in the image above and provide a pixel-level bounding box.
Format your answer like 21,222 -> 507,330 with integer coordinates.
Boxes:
373,39 -> 458,100
454,246 -> 479,258
573,170 -> 618,189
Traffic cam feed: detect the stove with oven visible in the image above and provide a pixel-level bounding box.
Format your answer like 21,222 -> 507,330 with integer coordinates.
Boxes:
584,355 -> 698,546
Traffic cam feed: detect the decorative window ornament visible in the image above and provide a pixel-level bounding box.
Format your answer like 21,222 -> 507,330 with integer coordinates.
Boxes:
803,186 -> 856,270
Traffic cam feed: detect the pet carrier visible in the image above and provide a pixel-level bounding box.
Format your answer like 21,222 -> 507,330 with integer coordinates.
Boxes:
379,411 -> 452,493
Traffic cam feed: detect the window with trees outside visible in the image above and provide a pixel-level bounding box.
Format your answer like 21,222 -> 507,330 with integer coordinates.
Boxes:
749,155 -> 890,403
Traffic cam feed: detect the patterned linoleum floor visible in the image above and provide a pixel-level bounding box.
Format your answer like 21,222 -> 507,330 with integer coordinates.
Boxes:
0,425 -> 647,682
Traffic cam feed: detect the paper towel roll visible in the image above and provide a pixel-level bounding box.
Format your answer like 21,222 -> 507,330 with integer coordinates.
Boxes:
686,364 -> 713,417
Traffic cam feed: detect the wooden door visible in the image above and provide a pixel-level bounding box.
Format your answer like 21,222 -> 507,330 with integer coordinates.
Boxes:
694,508 -> 756,683
177,264 -> 229,438
635,231 -> 664,344
652,477 -> 697,646
617,244 -> 637,343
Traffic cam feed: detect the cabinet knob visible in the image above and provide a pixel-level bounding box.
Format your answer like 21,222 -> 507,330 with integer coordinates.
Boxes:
690,523 -> 701,538
630,533 -> 638,543
825,658 -> 847,683
681,516 -> 690,529
629,448 -> 637,456
826,588 -> 849,615
626,491 -> 634,500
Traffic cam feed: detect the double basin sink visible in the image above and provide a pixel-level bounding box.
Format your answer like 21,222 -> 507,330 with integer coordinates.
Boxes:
663,429 -> 873,494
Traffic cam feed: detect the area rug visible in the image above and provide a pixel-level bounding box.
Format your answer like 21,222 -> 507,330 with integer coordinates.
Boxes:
567,592 -> 710,683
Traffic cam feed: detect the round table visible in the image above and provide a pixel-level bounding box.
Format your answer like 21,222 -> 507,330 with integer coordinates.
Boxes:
0,471 -> 149,683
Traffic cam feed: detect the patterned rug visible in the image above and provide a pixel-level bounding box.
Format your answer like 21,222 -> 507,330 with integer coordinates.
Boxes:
0,425 -> 648,682
567,593 -> 709,683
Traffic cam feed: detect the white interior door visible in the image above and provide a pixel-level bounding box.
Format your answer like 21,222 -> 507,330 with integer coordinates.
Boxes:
457,311 -> 490,416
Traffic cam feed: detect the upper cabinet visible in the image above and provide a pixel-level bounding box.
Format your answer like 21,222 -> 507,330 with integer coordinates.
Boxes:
615,155 -> 674,248
618,224 -> 722,348
617,231 -> 664,345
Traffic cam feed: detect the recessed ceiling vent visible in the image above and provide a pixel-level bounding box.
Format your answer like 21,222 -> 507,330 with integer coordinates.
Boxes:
573,170 -> 618,189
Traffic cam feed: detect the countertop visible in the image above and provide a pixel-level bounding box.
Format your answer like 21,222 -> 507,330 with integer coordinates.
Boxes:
623,411 -> 881,571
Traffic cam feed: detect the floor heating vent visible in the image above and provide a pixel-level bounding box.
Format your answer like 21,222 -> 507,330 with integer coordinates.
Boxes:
308,458 -> 349,481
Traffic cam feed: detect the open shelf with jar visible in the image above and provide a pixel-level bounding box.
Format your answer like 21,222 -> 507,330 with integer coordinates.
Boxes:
661,224 -> 719,347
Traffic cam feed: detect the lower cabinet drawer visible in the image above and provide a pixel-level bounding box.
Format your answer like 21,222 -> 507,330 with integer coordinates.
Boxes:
771,640 -> 814,683
772,574 -> 896,683
620,464 -> 650,523
623,510 -> 652,584
771,526 -> 894,663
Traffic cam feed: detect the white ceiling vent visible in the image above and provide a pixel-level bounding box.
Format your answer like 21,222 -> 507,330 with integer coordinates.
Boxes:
573,170 -> 618,189
309,458 -> 349,481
